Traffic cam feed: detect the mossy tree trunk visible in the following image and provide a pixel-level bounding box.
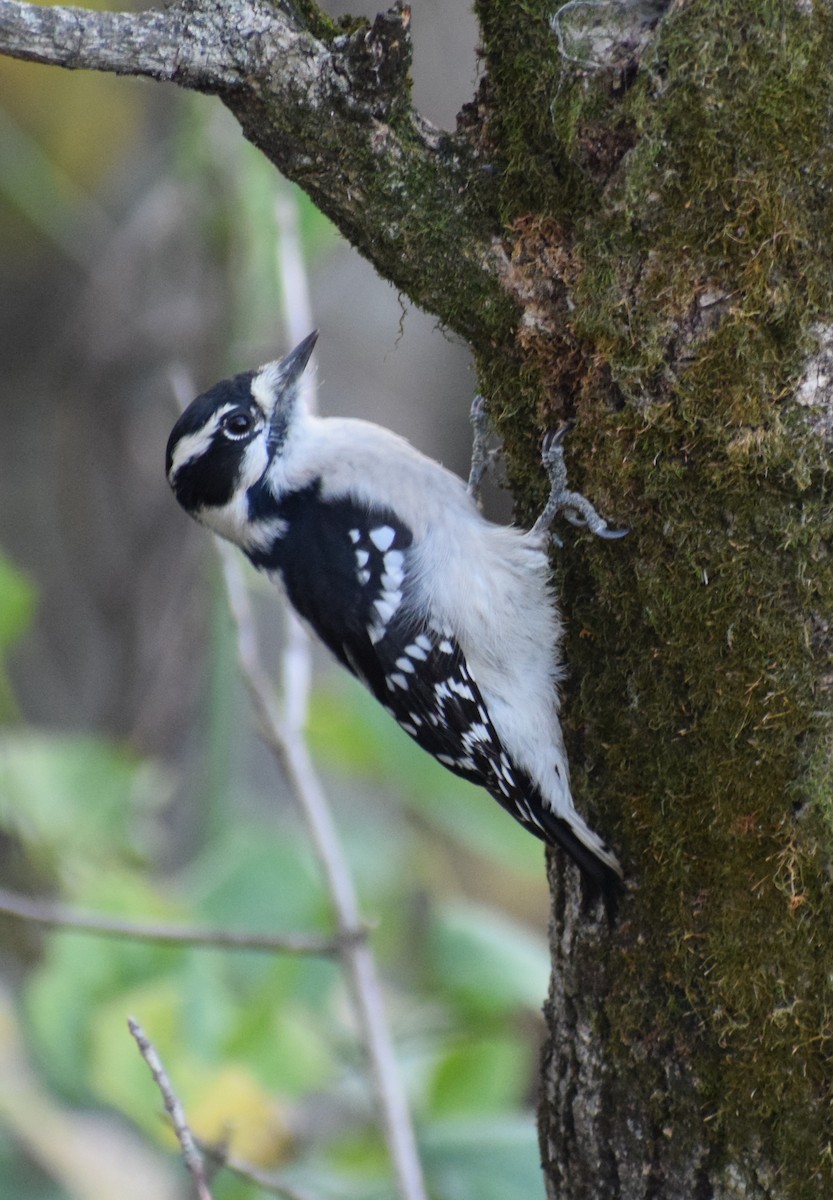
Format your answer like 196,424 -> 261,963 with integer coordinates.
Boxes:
3,0 -> 833,1196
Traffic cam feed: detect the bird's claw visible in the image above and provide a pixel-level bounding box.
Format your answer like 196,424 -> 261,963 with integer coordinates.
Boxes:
534,424 -> 628,542
541,420 -> 576,459
468,394 -> 501,504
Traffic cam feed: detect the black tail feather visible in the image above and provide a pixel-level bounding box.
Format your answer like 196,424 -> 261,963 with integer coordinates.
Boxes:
534,809 -> 623,922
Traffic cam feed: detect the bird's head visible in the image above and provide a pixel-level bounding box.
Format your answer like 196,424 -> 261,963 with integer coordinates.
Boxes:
165,331 -> 318,535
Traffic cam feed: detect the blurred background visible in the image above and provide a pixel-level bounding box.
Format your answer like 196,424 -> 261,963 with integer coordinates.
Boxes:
0,2 -> 551,1197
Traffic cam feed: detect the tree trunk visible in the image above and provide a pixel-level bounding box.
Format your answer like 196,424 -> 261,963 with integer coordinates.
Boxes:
518,5 -> 833,1198
2,1 -> 833,1197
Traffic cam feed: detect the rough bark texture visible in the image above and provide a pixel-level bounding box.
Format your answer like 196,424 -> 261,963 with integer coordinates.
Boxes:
510,5 -> 833,1198
3,1 -> 833,1197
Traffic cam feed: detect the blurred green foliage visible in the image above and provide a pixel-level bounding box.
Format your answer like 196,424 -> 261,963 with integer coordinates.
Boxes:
0,551 -> 35,719
0,37 -> 141,262
0,77 -> 550,1200
0,606 -> 549,1199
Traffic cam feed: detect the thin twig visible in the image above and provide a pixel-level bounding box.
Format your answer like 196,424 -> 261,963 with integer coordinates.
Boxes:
217,548 -> 428,1200
275,184 -> 317,737
208,190 -> 427,1200
0,886 -> 355,955
127,1017 -> 214,1200
201,1142 -> 321,1200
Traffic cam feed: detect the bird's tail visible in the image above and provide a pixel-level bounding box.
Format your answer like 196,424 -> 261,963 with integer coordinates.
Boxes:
535,805 -> 623,919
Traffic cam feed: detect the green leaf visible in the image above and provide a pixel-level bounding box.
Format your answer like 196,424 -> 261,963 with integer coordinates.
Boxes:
0,549 -> 36,718
23,873 -> 195,1098
184,821 -> 329,935
427,1035 -> 532,1117
223,990 -> 336,1094
421,1115 -> 545,1200
0,732 -> 170,874
0,550 -> 35,649
428,903 -> 550,1019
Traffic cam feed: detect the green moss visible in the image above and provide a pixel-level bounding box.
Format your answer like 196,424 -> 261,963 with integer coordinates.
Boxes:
476,2 -> 833,1193
288,1 -> 343,42
557,3 -> 833,1192
474,0 -> 596,219
575,1 -> 833,391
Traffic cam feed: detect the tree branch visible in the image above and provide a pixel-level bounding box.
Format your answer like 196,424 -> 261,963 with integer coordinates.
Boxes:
0,0 -> 240,84
128,1017 -> 215,1200
0,886 -> 358,955
0,0 -> 516,348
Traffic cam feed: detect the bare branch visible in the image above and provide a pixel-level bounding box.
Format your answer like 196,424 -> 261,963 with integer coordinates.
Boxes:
0,0 -> 233,84
0,886 -> 358,955
127,1018 -> 214,1200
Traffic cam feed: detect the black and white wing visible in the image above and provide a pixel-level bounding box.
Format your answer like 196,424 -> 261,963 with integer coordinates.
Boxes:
370,619 -> 621,896
246,482 -> 617,896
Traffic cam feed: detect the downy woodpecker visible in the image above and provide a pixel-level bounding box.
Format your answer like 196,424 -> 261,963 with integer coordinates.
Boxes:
166,332 -> 624,902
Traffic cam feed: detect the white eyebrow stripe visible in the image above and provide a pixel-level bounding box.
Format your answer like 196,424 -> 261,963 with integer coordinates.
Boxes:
251,368 -> 279,412
168,409 -> 230,480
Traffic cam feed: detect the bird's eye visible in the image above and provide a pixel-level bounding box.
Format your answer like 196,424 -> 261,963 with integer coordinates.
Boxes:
221,409 -> 254,440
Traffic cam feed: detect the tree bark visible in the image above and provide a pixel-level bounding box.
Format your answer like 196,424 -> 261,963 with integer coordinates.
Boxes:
3,1 -> 833,1198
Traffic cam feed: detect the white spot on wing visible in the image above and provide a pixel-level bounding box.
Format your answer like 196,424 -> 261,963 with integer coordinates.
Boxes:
449,678 -> 475,702
369,525 -> 396,551
374,597 -> 398,625
381,558 -> 404,590
463,722 -> 490,745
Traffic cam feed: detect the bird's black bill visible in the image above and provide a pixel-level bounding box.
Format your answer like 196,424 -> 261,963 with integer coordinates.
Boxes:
281,330 -> 319,386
